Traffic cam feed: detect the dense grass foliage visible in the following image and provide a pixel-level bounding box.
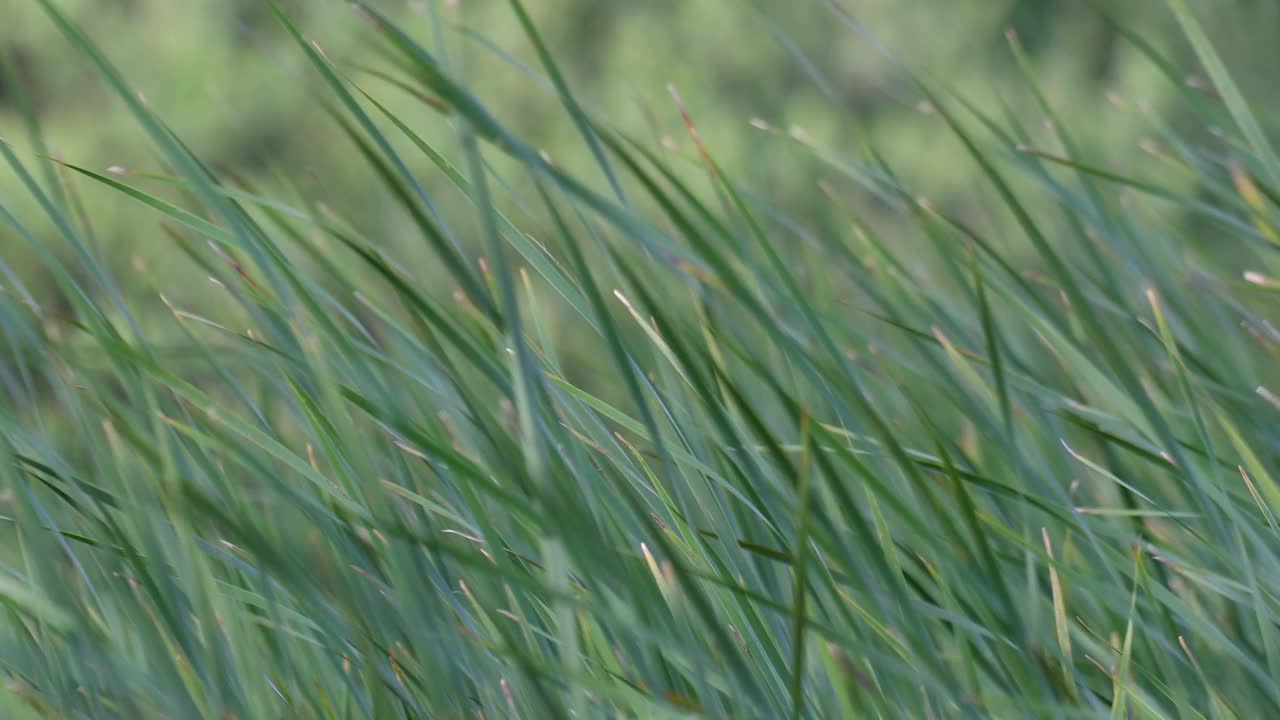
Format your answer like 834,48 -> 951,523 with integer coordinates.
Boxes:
4,1 -> 1280,717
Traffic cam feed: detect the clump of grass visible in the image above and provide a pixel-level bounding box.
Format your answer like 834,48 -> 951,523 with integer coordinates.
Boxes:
3,1 -> 1280,717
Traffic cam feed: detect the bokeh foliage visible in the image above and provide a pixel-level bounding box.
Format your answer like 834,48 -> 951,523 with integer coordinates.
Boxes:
4,0 -> 1276,301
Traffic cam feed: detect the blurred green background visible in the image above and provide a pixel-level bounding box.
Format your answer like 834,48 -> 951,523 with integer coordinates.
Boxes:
3,0 -> 1278,328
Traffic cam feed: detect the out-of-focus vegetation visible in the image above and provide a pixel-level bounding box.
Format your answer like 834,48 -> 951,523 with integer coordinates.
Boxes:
4,0 -> 1277,302
8,1 -> 1280,717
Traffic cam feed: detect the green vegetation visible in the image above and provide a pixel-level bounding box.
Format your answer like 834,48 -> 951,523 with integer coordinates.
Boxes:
4,1 -> 1280,717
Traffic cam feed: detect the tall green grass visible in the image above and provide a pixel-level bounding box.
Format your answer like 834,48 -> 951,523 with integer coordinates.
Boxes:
3,1 -> 1280,717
